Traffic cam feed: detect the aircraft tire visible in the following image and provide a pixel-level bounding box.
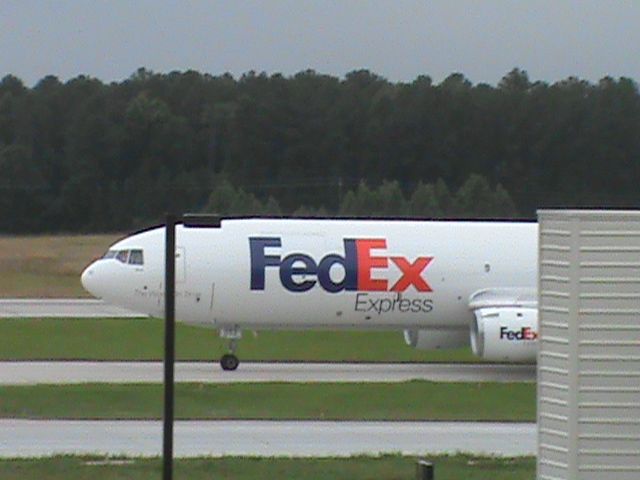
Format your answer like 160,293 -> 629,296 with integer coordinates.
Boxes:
220,354 -> 239,371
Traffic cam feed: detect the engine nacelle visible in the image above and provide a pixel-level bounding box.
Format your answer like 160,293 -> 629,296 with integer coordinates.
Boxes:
470,307 -> 538,362
404,328 -> 469,350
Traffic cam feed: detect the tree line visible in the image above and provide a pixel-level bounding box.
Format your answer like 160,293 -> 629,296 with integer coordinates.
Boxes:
205,175 -> 516,219
0,68 -> 639,233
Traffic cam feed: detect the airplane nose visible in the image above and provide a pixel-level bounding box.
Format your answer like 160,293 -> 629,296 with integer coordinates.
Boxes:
81,263 -> 99,297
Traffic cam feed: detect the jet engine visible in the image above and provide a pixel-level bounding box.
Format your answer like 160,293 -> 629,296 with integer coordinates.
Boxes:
403,328 -> 469,350
470,307 -> 538,362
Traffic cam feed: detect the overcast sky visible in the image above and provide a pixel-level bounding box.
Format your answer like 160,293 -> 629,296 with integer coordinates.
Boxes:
2,0 -> 639,86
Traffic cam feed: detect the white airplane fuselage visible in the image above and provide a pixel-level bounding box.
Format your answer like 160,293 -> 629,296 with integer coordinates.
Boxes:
81,219 -> 538,334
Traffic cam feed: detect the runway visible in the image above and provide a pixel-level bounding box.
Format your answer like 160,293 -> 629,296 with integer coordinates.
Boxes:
0,298 -> 145,318
0,419 -> 536,458
0,361 -> 536,384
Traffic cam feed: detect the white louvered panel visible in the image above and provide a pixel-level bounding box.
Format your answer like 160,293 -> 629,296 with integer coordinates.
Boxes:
538,211 -> 640,480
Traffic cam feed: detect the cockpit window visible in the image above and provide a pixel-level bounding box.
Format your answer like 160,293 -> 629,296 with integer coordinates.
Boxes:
104,248 -> 144,265
128,249 -> 144,265
116,250 -> 129,263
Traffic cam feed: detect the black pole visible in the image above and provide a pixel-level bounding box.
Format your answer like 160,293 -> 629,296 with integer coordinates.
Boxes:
163,214 -> 177,480
416,460 -> 434,480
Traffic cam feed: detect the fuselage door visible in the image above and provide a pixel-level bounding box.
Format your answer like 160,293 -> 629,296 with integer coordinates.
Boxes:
175,246 -> 186,283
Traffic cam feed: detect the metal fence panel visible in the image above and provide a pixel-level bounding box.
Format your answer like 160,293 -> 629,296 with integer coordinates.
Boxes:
538,211 -> 640,480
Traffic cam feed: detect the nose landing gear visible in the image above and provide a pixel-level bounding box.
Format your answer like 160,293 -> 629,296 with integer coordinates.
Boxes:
219,326 -> 241,371
220,353 -> 239,371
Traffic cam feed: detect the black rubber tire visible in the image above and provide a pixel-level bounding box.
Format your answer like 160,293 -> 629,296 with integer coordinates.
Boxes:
220,354 -> 239,371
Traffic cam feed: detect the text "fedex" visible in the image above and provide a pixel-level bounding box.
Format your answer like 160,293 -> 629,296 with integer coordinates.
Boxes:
250,237 -> 433,293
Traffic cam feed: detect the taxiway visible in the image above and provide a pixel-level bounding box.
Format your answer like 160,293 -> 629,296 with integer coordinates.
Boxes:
0,419 -> 536,458
0,299 -> 145,318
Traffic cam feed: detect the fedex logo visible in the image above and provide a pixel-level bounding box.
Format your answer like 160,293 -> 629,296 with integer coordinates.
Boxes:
499,327 -> 538,341
250,237 -> 433,293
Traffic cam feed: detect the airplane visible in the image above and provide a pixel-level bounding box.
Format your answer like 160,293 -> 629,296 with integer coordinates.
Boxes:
81,217 -> 539,371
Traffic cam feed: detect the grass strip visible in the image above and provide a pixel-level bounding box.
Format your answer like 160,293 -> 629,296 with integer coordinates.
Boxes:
0,234 -> 121,298
0,454 -> 536,480
0,381 -> 535,421
0,318 -> 479,362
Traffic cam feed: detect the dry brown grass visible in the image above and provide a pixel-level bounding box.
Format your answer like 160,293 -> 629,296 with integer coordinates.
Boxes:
0,234 -> 123,298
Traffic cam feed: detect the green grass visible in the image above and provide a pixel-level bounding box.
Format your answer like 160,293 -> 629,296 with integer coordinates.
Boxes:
0,455 -> 536,480
0,382 -> 535,421
0,272 -> 85,299
0,318 -> 479,362
0,234 -> 121,298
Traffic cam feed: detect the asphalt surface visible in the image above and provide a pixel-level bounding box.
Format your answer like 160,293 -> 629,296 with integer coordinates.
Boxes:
0,298 -> 145,318
0,361 -> 536,384
0,419 -> 536,458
